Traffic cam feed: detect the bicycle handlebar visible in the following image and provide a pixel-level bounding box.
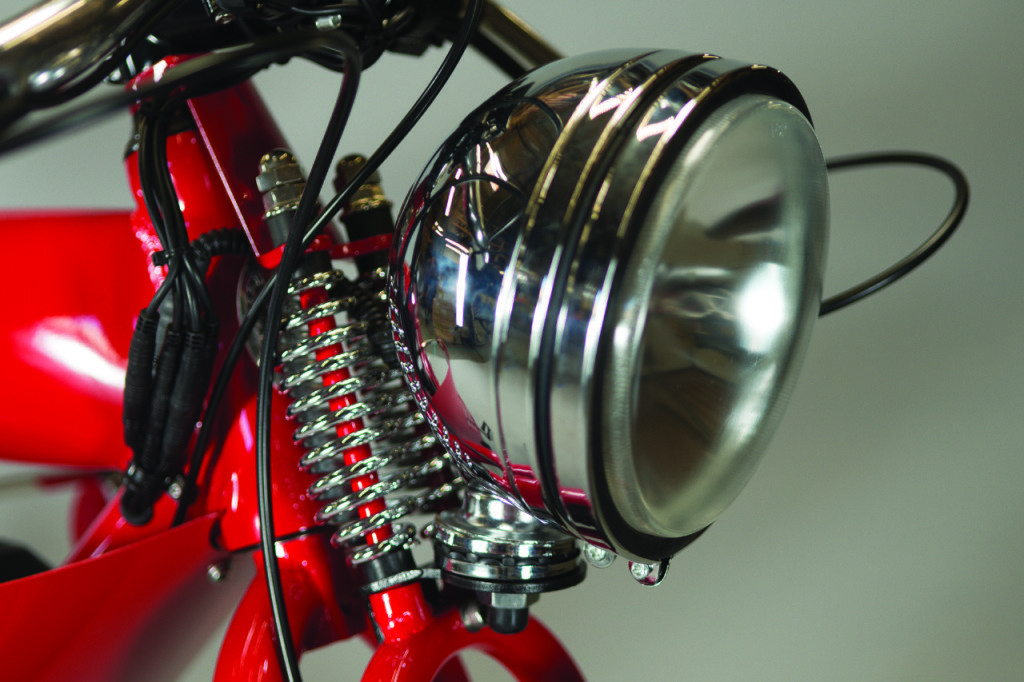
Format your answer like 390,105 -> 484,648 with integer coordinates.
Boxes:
0,0 -> 184,124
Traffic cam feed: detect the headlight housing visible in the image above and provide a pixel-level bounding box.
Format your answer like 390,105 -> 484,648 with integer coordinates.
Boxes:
390,49 -> 828,562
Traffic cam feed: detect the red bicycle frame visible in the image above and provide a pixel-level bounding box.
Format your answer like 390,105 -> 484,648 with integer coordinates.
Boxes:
0,57 -> 582,682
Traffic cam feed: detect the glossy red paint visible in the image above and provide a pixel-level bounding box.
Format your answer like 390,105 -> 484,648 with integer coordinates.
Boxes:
200,388 -> 325,550
0,55 -> 583,680
0,210 -> 149,469
0,514 -> 226,682
125,55 -> 287,260
330,233 -> 393,261
215,535 -> 366,682
369,583 -> 434,642
66,492 -> 178,562
298,281 -> 394,547
187,78 -> 289,257
0,63 -> 341,679
258,234 -> 332,270
362,608 -> 585,682
294,274 -> 445,653
125,133 -> 246,289
70,475 -> 114,544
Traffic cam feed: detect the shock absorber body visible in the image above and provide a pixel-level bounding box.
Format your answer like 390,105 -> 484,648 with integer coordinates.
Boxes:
256,150 -> 460,613
281,266 -> 456,563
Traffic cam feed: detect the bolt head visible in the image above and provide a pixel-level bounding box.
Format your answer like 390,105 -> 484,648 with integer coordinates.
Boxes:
630,561 -> 652,581
628,558 -> 670,587
167,481 -> 183,500
583,543 -> 616,568
207,561 -> 229,583
460,601 -> 486,633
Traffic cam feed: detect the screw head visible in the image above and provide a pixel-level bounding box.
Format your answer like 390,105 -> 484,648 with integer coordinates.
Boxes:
583,543 -> 616,568
207,561 -> 230,583
167,479 -> 184,500
628,558 -> 670,587
460,600 -> 486,633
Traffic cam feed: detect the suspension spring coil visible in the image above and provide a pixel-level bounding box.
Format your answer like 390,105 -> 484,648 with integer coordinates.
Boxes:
278,266 -> 462,565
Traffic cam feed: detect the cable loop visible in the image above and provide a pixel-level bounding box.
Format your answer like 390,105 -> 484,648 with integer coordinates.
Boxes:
820,151 -> 969,316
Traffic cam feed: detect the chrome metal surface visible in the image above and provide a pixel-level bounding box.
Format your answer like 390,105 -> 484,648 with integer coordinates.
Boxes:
206,560 -> 230,584
0,0 -> 181,116
280,267 -> 461,565
628,558 -> 669,587
583,544 -> 616,569
257,150 -> 306,218
477,0 -> 563,71
390,49 -> 828,562
434,487 -> 583,583
335,154 -> 391,215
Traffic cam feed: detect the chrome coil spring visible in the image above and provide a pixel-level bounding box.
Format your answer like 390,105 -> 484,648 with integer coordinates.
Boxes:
279,267 -> 462,564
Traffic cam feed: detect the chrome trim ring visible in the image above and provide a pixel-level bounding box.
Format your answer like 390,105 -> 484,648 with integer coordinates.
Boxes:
390,49 -> 828,561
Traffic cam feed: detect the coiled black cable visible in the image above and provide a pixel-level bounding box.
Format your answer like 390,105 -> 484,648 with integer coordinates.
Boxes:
121,93 -> 223,525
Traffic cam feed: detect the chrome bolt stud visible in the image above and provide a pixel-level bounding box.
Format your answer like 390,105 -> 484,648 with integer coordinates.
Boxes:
315,14 -> 343,31
207,560 -> 230,584
583,543 -> 616,568
460,600 -> 486,633
628,558 -> 669,587
167,478 -> 184,501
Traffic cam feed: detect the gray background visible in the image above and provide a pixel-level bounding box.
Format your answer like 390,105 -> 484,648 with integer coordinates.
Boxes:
0,0 -> 1021,679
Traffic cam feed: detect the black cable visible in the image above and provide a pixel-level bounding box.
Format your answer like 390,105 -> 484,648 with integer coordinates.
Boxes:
0,31 -> 360,156
355,0 -> 386,67
13,0 -> 189,114
287,3 -> 361,17
155,131 -> 216,329
124,89 -> 229,523
254,33 -> 362,682
820,151 -> 969,316
300,0 -> 486,251
137,110 -> 170,245
137,111 -> 183,315
151,99 -> 204,329
251,4 -> 483,678
172,273 -> 273,528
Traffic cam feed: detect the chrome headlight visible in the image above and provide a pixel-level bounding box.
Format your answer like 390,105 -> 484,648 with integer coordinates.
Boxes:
390,50 -> 828,562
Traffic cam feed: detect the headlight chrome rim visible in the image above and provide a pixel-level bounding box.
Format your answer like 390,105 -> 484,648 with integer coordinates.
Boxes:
390,49 -> 828,562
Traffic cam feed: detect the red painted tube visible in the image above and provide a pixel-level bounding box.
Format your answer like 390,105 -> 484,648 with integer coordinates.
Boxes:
214,534 -> 366,682
362,608 -> 584,682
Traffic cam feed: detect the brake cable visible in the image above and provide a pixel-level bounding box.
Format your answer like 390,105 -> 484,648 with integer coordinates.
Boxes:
252,2 -> 484,678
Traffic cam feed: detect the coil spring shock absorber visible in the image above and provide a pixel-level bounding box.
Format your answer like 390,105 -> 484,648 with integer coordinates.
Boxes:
280,269 -> 462,563
259,150 -> 461,569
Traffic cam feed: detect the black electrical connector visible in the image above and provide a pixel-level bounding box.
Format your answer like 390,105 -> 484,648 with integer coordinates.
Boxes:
122,308 -> 160,453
